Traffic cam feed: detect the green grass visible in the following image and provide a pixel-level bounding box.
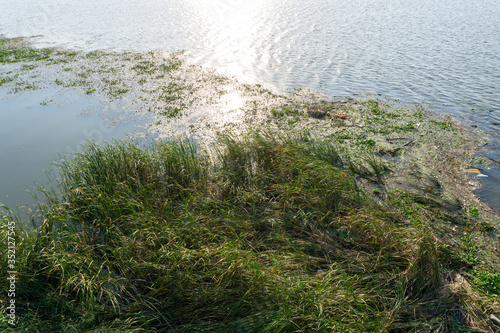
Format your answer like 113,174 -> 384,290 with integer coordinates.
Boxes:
85,50 -> 107,59
271,107 -> 300,118
472,269 -> 500,295
132,61 -> 157,75
1,129 -> 498,332
0,45 -> 54,64
0,76 -> 15,87
159,82 -> 184,103
132,57 -> 182,76
159,57 -> 182,72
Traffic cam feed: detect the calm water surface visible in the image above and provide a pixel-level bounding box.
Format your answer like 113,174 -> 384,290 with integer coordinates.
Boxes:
1,0 -> 499,209
0,89 -> 147,210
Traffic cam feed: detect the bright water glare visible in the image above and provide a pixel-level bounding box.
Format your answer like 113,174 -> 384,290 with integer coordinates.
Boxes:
1,0 -> 499,119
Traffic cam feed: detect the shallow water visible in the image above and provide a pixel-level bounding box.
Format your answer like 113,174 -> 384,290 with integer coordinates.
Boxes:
0,0 -> 499,210
0,89 -> 147,210
476,168 -> 500,212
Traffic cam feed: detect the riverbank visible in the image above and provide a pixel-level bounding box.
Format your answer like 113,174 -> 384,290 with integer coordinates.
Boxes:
1,36 -> 500,332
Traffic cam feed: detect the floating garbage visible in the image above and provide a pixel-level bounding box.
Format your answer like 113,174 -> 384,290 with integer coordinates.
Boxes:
467,168 -> 488,177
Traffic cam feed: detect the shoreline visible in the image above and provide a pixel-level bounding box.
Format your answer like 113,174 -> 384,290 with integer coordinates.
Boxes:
1,35 -> 498,213
1,36 -> 500,331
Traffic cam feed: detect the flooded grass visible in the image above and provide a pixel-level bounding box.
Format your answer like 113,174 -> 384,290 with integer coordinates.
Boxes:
0,36 -> 240,131
1,36 -> 500,332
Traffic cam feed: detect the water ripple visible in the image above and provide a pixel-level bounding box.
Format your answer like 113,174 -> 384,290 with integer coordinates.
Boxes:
1,0 -> 499,203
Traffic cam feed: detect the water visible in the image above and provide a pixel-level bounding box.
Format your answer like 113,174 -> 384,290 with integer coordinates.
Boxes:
0,89 -> 147,210
1,0 -> 499,117
0,0 -> 499,209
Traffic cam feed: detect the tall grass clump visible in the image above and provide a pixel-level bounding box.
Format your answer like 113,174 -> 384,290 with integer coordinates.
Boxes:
1,130 -> 499,332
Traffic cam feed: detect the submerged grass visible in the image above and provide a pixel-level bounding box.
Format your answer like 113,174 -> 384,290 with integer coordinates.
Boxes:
0,36 -> 248,127
0,44 -> 54,63
1,130 -> 499,332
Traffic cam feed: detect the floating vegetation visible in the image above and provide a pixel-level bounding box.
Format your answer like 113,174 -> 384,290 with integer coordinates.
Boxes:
0,36 -> 261,130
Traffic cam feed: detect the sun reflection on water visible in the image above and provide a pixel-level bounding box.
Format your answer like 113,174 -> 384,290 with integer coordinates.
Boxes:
182,0 -> 269,80
208,85 -> 247,126
221,90 -> 245,112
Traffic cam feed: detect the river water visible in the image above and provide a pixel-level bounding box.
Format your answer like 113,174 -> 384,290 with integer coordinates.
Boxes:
1,0 -> 499,210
